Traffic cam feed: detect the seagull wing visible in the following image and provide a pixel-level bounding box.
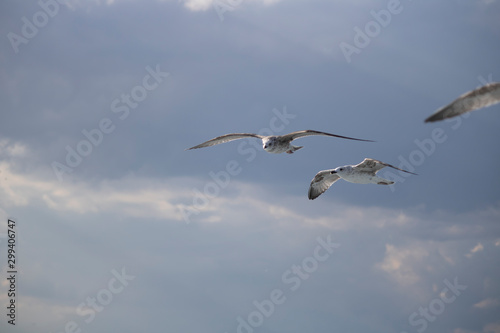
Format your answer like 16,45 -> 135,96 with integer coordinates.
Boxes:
308,170 -> 341,200
281,130 -> 374,143
186,133 -> 263,150
425,82 -> 500,122
354,158 -> 417,175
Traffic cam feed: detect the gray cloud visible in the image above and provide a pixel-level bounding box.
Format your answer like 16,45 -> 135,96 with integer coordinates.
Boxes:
1,0 -> 500,332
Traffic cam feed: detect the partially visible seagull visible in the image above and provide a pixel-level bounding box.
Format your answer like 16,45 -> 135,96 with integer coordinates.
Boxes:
425,82 -> 500,122
186,130 -> 374,154
308,158 -> 417,200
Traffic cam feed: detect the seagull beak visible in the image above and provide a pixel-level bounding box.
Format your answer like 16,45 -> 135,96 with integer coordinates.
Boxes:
330,170 -> 337,174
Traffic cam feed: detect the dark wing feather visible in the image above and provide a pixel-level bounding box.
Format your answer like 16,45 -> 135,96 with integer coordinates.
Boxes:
282,130 -> 374,143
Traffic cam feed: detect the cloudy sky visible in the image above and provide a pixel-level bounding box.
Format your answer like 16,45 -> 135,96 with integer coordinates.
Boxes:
1,0 -> 500,332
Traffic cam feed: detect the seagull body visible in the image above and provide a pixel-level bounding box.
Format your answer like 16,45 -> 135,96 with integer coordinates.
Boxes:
425,82 -> 500,122
187,130 -> 373,154
308,158 -> 416,200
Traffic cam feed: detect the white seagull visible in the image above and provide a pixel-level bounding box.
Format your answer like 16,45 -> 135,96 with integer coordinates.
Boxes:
425,82 -> 500,122
186,130 -> 374,154
308,158 -> 417,200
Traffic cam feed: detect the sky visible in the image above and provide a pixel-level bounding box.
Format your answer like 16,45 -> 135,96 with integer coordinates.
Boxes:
0,0 -> 500,332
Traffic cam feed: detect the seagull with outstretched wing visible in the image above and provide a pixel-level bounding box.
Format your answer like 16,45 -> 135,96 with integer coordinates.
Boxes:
308,158 -> 416,200
187,130 -> 374,154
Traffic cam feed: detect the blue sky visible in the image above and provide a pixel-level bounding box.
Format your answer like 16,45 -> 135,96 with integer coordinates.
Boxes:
1,0 -> 500,332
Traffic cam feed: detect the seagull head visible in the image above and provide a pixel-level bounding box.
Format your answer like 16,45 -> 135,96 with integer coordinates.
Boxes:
262,137 -> 277,151
332,166 -> 351,175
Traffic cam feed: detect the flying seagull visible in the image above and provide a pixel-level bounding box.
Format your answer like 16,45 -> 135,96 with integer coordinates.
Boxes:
186,130 -> 374,154
308,158 -> 417,200
425,82 -> 500,122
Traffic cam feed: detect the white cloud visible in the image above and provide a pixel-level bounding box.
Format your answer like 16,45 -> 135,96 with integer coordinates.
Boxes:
485,323 -> 500,333
180,0 -> 283,11
0,139 -> 28,158
67,0 -> 286,11
466,242 -> 485,258
471,243 -> 485,253
0,293 -> 76,327
375,243 -> 429,286
0,160 -> 186,220
182,0 -> 213,11
474,298 -> 500,309
453,329 -> 479,333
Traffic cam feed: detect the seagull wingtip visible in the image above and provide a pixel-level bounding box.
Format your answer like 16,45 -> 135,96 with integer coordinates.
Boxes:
424,111 -> 446,123
308,192 -> 318,200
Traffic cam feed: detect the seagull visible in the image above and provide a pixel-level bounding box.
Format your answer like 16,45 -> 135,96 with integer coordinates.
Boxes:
308,158 -> 417,200
425,82 -> 500,122
186,130 -> 374,154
